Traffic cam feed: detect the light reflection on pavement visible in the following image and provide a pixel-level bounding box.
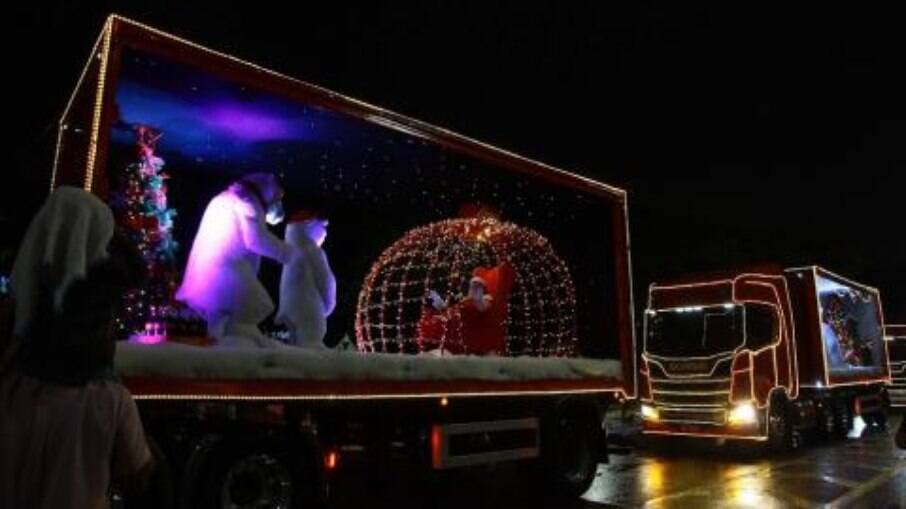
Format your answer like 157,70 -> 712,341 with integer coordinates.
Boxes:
330,414 -> 905,508
584,413 -> 905,508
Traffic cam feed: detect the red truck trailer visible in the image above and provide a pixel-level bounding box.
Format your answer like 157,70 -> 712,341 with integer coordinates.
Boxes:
52,15 -> 637,507
886,324 -> 906,407
639,266 -> 890,450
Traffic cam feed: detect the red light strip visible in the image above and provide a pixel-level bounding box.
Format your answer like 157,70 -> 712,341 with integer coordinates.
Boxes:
51,21 -> 109,191
84,17 -> 114,192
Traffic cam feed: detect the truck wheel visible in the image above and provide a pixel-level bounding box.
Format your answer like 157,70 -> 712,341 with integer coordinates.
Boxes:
766,398 -> 799,452
199,436 -> 325,509
537,404 -> 602,499
217,452 -> 293,508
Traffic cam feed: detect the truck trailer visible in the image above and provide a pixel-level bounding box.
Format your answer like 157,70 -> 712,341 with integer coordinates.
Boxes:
53,15 -> 637,507
886,324 -> 906,408
639,266 -> 890,450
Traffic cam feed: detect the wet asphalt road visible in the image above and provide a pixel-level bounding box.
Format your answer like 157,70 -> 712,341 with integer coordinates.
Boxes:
330,413 -> 905,508
585,414 -> 905,508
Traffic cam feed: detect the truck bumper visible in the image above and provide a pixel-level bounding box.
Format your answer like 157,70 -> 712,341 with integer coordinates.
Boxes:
641,413 -> 767,441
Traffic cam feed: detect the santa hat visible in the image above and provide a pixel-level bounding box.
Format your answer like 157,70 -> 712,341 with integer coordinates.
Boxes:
287,209 -> 328,225
470,263 -> 515,295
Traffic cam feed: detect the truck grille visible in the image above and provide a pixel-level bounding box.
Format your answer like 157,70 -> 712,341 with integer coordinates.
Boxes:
648,358 -> 732,425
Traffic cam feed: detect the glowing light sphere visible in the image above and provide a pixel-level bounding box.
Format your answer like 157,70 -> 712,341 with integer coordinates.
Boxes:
355,216 -> 578,357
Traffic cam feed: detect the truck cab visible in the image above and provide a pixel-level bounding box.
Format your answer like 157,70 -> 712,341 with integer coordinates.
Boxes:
639,267 -> 889,450
639,272 -> 795,442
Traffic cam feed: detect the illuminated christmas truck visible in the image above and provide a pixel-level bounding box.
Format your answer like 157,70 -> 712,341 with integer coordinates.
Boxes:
639,266 -> 890,450
53,15 -> 637,506
886,324 -> 906,407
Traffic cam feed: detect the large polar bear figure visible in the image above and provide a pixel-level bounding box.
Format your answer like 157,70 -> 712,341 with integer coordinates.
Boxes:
176,173 -> 291,347
275,211 -> 336,348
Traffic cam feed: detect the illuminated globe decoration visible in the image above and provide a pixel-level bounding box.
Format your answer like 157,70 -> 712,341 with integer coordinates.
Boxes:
355,216 -> 578,356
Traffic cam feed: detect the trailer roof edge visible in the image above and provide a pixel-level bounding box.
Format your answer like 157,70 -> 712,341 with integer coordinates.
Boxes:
105,14 -> 627,199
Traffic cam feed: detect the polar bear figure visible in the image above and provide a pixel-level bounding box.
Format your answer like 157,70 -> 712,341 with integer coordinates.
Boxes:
176,173 -> 290,347
275,211 -> 336,348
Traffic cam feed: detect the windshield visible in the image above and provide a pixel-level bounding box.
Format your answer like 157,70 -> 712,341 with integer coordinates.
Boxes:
646,305 -> 744,357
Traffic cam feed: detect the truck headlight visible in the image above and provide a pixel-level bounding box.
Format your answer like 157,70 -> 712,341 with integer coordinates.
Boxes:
727,402 -> 757,426
640,404 -> 659,421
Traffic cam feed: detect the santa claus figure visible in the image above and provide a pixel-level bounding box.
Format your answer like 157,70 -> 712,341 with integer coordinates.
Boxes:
460,262 -> 514,354
418,261 -> 514,355
176,173 -> 291,347
275,211 -> 336,349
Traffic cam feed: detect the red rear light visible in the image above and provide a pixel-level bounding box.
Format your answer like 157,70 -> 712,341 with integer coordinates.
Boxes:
324,451 -> 339,471
431,425 -> 444,469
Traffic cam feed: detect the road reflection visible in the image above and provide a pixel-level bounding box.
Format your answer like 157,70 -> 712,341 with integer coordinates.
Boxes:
583,415 -> 904,508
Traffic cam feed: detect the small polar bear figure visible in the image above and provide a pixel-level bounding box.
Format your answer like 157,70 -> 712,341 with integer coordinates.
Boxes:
275,210 -> 336,348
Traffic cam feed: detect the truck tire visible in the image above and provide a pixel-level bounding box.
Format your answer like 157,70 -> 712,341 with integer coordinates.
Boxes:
766,396 -> 799,452
197,435 -> 325,509
535,402 -> 603,499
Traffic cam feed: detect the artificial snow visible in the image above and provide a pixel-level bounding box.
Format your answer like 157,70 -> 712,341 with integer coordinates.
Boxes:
114,342 -> 623,383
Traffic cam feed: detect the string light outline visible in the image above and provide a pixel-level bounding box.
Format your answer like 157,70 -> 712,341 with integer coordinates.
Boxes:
622,199 -> 639,399
130,387 -> 620,401
51,23 -> 108,191
645,275 -> 794,365
643,275 -> 797,409
85,17 -> 114,192
642,268 -> 885,440
641,273 -> 797,438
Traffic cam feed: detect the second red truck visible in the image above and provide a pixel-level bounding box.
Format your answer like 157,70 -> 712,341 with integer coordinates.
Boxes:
639,265 -> 890,449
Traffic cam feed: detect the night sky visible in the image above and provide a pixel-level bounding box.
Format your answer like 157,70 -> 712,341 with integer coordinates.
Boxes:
5,2 -> 904,322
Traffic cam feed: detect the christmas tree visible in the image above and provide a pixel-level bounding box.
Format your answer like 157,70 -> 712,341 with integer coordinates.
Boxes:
110,125 -> 179,342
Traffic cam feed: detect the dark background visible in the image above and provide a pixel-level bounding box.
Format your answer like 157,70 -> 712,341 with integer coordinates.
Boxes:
5,1 -> 904,323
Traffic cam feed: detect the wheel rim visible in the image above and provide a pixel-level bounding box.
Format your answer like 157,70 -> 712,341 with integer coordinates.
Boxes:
220,454 -> 293,509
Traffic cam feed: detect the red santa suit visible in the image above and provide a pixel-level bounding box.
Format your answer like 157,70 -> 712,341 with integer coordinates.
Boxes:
459,262 -> 514,355
417,262 -> 514,355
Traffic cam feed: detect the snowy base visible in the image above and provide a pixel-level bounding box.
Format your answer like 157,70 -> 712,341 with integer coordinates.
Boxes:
114,342 -> 623,383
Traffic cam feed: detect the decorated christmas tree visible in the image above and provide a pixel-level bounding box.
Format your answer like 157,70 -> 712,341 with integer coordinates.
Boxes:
110,125 -> 179,342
